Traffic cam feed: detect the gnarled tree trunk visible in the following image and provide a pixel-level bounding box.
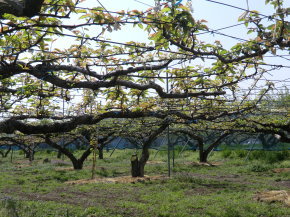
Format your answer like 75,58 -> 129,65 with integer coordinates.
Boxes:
174,129 -> 230,163
0,146 -> 11,158
97,146 -> 104,159
138,148 -> 150,177
25,149 -> 35,161
130,148 -> 150,177
131,154 -> 139,177
199,150 -> 210,163
71,158 -> 84,170
130,119 -> 170,177
45,136 -> 92,170
57,150 -> 62,159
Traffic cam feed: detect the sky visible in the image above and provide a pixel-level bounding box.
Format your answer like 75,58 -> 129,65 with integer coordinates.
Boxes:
2,0 -> 288,118
3,1 -> 290,119
41,0 -> 289,104
76,0 -> 290,92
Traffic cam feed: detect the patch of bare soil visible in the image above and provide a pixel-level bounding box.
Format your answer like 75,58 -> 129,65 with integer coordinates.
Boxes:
49,160 -> 71,165
65,175 -> 168,184
54,166 -> 96,171
176,172 -> 246,183
54,166 -> 111,171
14,160 -> 32,168
10,186 -> 148,217
184,161 -> 224,166
254,190 -> 290,207
273,179 -> 290,189
15,160 -> 30,164
146,160 -> 165,165
15,165 -> 32,169
272,168 -> 290,173
54,167 -> 75,171
3,186 -> 144,211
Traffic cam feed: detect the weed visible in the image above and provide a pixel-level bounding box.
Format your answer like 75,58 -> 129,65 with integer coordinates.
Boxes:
221,149 -> 232,158
235,150 -> 247,158
248,162 -> 272,172
15,178 -> 25,185
247,150 -> 290,163
96,167 -> 110,177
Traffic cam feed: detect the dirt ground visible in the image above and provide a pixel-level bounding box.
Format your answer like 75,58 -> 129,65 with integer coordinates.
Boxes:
254,190 -> 290,207
1,159 -> 289,215
65,175 -> 168,184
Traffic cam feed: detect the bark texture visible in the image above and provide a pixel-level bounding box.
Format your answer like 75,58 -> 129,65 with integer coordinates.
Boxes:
131,154 -> 139,177
0,146 -> 11,157
45,136 -> 92,170
130,119 -> 170,177
25,149 -> 35,161
97,147 -> 104,159
174,129 -> 230,163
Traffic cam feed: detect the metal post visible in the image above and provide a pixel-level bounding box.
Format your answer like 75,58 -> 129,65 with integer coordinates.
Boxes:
166,71 -> 171,177
91,127 -> 98,179
245,134 -> 259,161
10,147 -> 13,163
167,125 -> 171,177
62,94 -> 65,161
172,136 -> 175,168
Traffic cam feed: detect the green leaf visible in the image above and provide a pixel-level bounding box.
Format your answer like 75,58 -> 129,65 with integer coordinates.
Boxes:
161,7 -> 171,13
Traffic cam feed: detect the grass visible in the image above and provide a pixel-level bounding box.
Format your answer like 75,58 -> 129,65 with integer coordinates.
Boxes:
0,149 -> 289,217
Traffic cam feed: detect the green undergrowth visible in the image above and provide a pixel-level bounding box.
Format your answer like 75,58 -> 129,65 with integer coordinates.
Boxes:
0,149 -> 289,217
221,149 -> 289,164
0,198 -> 117,217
